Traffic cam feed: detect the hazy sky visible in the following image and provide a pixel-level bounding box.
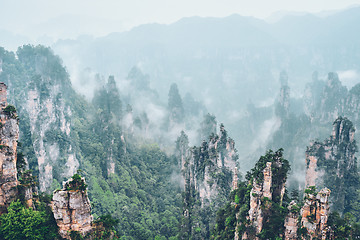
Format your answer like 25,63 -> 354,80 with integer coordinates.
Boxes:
1,0 -> 360,39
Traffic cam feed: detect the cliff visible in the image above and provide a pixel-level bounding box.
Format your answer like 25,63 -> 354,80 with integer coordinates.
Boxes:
247,162 -> 273,237
51,174 -> 93,239
25,73 -> 78,192
305,116 -> 359,214
213,148 -> 335,240
241,149 -> 289,239
284,201 -> 300,240
177,125 -> 239,239
0,46 -> 80,193
318,73 -> 347,123
303,72 -> 360,126
0,83 -> 19,213
178,124 -> 238,205
299,187 -> 331,240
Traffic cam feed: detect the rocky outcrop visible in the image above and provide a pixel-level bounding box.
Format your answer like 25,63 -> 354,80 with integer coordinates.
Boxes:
300,187 -> 331,240
305,117 -> 358,214
26,78 -> 78,192
175,130 -> 189,172
303,72 -> 351,124
0,46 -> 80,193
247,162 -> 273,237
177,125 -> 239,239
186,124 -> 238,204
241,149 -> 289,240
232,167 -> 239,190
51,175 -> 93,239
284,201 -> 300,240
0,83 -> 19,213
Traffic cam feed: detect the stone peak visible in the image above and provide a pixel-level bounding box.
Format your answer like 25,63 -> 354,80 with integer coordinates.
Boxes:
331,117 -> 355,143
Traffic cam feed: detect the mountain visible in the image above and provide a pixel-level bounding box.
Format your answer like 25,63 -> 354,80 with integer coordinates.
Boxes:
0,45 -> 182,239
0,5 -> 360,239
52,6 -> 360,164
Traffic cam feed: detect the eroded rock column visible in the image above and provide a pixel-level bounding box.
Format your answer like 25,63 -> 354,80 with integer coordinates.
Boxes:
52,176 -> 93,239
0,83 -> 19,213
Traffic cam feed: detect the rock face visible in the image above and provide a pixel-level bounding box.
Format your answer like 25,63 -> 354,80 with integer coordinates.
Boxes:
175,131 -> 189,172
303,72 -> 347,123
0,83 -> 19,213
25,77 -> 78,192
179,124 -> 238,204
92,76 -> 123,176
0,46 -> 80,193
247,162 -> 273,237
284,201 -> 299,240
242,150 -> 288,240
305,117 -> 358,214
177,125 -> 239,239
52,176 -> 93,239
303,72 -> 360,126
300,187 -> 331,240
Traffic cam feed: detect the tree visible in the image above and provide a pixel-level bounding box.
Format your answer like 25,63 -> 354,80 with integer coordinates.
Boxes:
0,200 -> 58,240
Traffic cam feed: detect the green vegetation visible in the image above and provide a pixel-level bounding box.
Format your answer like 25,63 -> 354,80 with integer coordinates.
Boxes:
211,182 -> 252,239
314,117 -> 360,217
178,127 -> 236,240
327,212 -> 360,239
3,105 -> 16,118
65,172 -> 88,191
213,149 -> 290,240
3,43 -> 360,240
0,45 -> 183,240
72,92 -> 182,239
304,186 -> 317,195
0,200 -> 59,240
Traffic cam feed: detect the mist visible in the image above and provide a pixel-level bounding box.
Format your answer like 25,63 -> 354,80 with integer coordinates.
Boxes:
1,0 -> 360,207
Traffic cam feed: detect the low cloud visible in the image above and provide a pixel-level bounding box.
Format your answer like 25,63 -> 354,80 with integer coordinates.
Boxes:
337,69 -> 360,89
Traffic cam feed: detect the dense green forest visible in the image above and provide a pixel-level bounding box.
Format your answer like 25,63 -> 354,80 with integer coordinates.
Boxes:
1,42 -> 360,240
0,45 -> 183,239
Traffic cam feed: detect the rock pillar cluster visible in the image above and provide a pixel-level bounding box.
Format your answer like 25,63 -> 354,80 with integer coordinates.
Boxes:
178,125 -> 239,204
177,126 -> 239,239
241,150 -> 288,240
305,116 -> 358,214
